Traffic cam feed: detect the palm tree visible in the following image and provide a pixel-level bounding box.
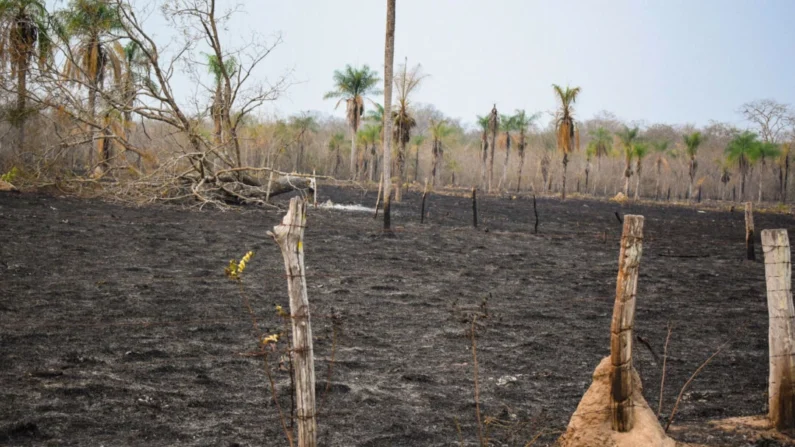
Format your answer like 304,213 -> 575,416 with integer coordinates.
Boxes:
323,64 -> 381,180
553,84 -> 581,200
0,0 -> 52,154
497,113 -> 516,191
487,105 -> 499,192
289,112 -> 318,172
751,141 -> 781,203
411,134 -> 425,183
429,119 -> 453,187
206,54 -> 237,154
632,142 -> 649,200
60,0 -> 124,173
119,41 -> 152,169
616,126 -> 640,196
725,131 -> 759,201
392,60 -> 424,200
357,124 -> 380,182
476,115 -> 490,190
719,161 -> 732,201
651,140 -> 670,200
327,132 -> 345,176
683,131 -> 704,201
587,126 -> 612,193
514,110 -> 539,192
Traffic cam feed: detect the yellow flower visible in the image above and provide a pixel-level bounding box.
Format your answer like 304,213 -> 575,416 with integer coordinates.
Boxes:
261,334 -> 279,345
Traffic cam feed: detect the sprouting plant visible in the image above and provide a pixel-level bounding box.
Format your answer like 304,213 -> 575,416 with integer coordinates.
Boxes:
1,167 -> 20,183
224,250 -> 253,281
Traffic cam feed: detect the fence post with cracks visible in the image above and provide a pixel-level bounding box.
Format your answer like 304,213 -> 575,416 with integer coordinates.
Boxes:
269,197 -> 317,447
762,229 -> 795,430
610,215 -> 644,432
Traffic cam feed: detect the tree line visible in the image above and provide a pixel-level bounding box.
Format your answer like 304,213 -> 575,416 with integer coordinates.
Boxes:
0,1 -> 792,206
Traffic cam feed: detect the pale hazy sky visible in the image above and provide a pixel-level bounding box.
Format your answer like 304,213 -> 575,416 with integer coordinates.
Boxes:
121,1 -> 795,128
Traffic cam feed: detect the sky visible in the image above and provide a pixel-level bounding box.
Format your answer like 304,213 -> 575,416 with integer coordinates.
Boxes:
135,0 -> 795,128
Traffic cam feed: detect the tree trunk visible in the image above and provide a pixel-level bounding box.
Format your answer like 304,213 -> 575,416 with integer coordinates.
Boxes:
785,155 -> 790,203
382,0 -> 396,232
623,175 -> 630,196
634,171 -> 641,200
499,133 -> 510,191
759,161 -> 765,204
471,187 -> 478,228
414,142 -> 420,183
488,126 -> 497,193
480,135 -> 488,190
741,171 -> 746,202
610,215 -> 645,432
561,153 -> 568,200
746,202 -> 756,261
15,58 -> 27,156
396,138 -> 407,202
517,145 -> 526,193
268,198 -> 317,447
349,126 -> 357,180
761,229 -> 795,430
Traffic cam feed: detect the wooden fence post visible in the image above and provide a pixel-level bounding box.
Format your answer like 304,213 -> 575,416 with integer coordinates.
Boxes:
746,202 -> 755,261
610,215 -> 644,432
762,229 -> 795,430
472,187 -> 478,228
268,197 -> 317,447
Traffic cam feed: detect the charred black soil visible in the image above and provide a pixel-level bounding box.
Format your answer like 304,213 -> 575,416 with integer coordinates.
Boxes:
2,186 -> 794,446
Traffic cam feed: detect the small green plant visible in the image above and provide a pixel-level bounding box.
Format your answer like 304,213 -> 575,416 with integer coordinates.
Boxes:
1,167 -> 20,183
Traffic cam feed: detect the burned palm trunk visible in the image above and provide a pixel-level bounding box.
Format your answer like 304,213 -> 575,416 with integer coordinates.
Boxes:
472,187 -> 478,228
420,179 -> 428,224
762,229 -> 795,430
610,215 -> 644,432
268,198 -> 317,447
746,202 -> 756,261
481,132 -> 488,190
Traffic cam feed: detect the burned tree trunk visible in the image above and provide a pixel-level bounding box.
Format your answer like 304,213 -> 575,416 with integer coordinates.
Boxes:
269,198 -> 317,447
610,215 -> 644,432
762,229 -> 795,430
746,202 -> 756,261
472,187 -> 478,228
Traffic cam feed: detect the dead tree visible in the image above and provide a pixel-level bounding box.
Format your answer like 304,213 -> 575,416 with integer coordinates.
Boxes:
610,215 -> 644,432
746,202 -> 755,261
762,229 -> 795,430
269,197 -> 317,447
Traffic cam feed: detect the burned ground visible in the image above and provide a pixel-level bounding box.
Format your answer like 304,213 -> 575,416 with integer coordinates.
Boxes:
1,186 -> 794,446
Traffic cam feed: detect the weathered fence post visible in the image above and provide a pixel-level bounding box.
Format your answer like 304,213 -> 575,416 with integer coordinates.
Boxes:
746,202 -> 755,261
268,197 -> 317,447
762,229 -> 795,430
472,187 -> 478,228
610,215 -> 644,432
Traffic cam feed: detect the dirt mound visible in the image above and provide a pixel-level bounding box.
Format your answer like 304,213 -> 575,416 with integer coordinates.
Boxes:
610,192 -> 628,204
0,179 -> 17,191
557,357 -> 677,447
